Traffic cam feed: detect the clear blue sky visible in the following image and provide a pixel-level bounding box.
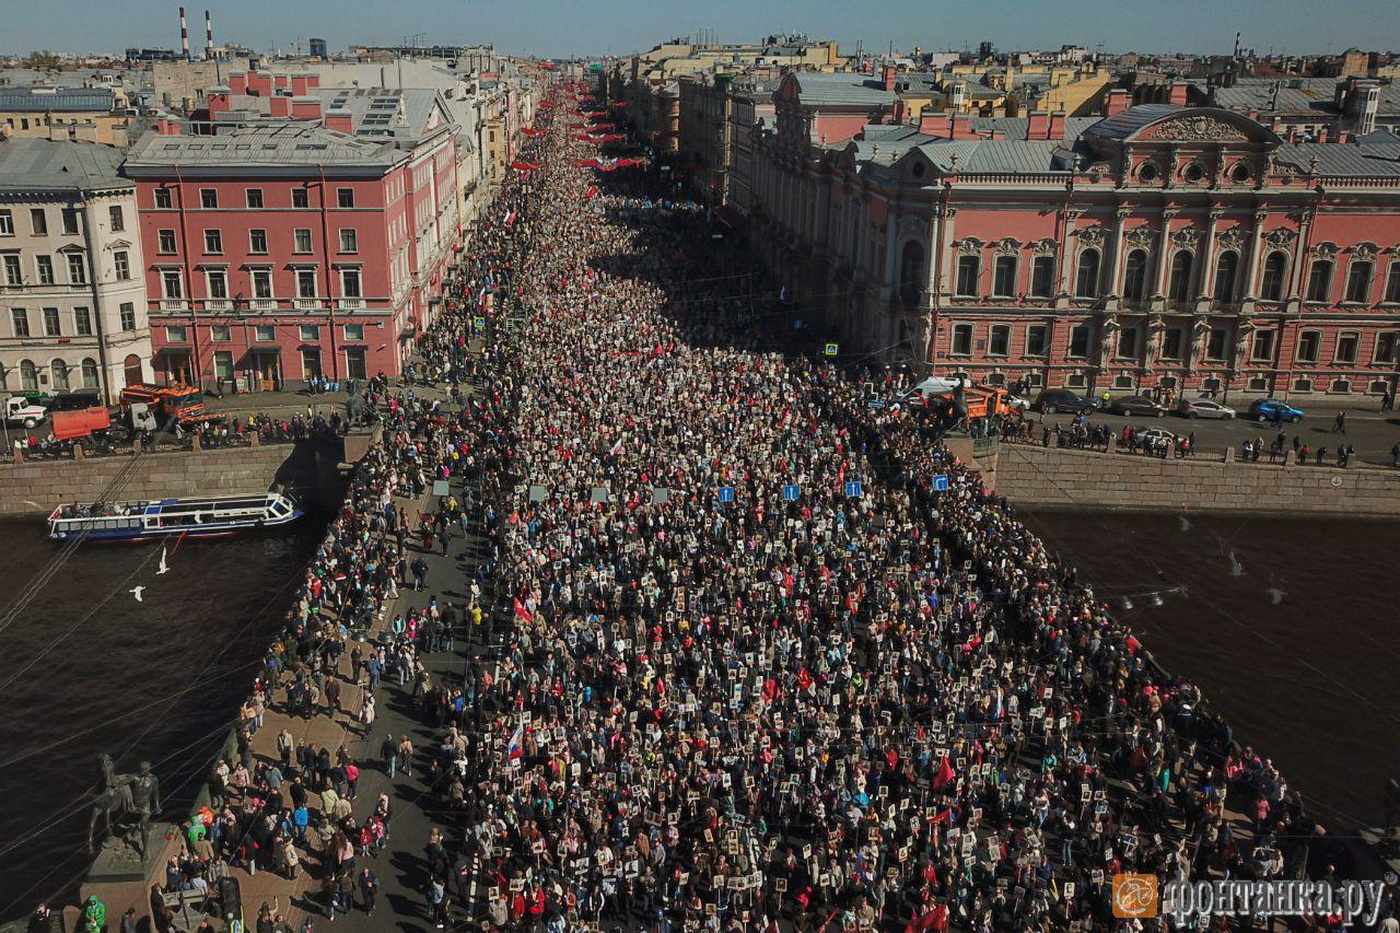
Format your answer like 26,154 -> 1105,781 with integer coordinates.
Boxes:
4,0 -> 1397,60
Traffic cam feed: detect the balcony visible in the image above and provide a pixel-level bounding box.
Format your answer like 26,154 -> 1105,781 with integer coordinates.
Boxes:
293,298 -> 324,312
205,299 -> 232,312
340,298 -> 366,311
251,298 -> 277,312
159,299 -> 187,312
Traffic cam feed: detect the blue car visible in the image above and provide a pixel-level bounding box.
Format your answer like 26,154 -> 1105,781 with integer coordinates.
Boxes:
1248,398 -> 1305,423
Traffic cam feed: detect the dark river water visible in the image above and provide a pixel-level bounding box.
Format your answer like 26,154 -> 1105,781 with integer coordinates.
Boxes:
0,518 -> 322,919
1021,509 -> 1400,836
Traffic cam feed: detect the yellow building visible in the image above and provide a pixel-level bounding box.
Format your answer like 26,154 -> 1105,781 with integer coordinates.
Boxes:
0,87 -> 131,146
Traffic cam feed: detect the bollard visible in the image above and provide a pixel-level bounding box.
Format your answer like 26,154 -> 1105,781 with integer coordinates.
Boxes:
73,444 -> 84,461
1224,447 -> 1235,464
192,433 -> 201,452
249,431 -> 260,447
1284,449 -> 1296,466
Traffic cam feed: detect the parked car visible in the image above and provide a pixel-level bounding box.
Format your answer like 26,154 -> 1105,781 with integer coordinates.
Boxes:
1248,399 -> 1305,423
1107,395 -> 1167,417
1032,388 -> 1097,414
1176,397 -> 1237,420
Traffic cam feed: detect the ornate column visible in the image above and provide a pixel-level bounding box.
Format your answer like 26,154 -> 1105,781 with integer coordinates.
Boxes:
1105,206 -> 1131,300
1194,207 -> 1224,308
1145,313 -> 1167,375
1241,210 -> 1268,306
1286,210 -> 1314,310
1153,208 -> 1178,302
937,207 -> 958,296
1056,208 -> 1082,303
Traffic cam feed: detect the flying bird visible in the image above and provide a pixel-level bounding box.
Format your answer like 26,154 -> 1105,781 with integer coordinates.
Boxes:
157,547 -> 170,575
1178,516 -> 1192,533
130,586 -> 145,602
1227,549 -> 1244,578
1266,588 -> 1286,605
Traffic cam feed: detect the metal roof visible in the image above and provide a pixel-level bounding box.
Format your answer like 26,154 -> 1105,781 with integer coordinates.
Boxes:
0,137 -> 129,193
1275,140 -> 1400,177
790,73 -> 896,107
1082,104 -> 1184,140
123,123 -> 406,174
969,116 -> 1098,142
0,87 -> 115,113
914,138 -> 1067,174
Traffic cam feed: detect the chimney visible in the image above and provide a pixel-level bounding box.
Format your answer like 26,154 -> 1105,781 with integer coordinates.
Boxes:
1335,130 -> 1349,144
918,111 -> 944,135
228,71 -> 246,94
179,7 -> 190,60
881,63 -> 897,93
204,10 -> 213,61
1105,88 -> 1130,116
893,98 -> 909,125
1047,110 -> 1066,140
269,94 -> 291,118
304,74 -> 321,90
249,70 -> 272,96
949,112 -> 974,139
324,111 -> 354,133
1026,110 -> 1050,139
291,96 -> 322,120
1168,81 -> 1188,106
290,74 -> 311,96
156,117 -> 182,135
273,73 -> 290,90
207,90 -> 230,115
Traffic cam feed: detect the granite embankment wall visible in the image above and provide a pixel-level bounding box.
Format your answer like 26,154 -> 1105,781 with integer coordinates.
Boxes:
0,439 -> 347,517
993,442 -> 1400,516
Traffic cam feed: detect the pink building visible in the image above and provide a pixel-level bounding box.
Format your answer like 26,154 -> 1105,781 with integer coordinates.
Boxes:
750,103 -> 1400,402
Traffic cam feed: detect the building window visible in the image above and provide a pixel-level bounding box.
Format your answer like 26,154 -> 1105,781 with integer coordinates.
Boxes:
1251,330 -> 1275,362
344,323 -> 365,341
1068,324 -> 1092,358
991,256 -> 1017,297
1213,250 -> 1239,303
294,229 -> 313,253
2,254 -> 20,286
207,270 -> 228,300
299,324 -> 320,341
1376,333 -> 1398,364
165,325 -> 187,342
988,324 -> 1010,356
249,229 -> 268,254
1030,256 -> 1054,297
36,255 -> 54,285
1297,330 -> 1321,363
214,350 -> 234,381
955,256 -> 979,297
119,302 -> 136,331
158,230 -> 177,254
296,270 -> 318,299
19,359 -> 37,392
251,269 -> 273,299
1163,252 -> 1191,301
898,241 -> 924,306
345,348 -> 368,380
1260,252 -> 1287,301
1122,249 -> 1148,301
204,229 -> 223,254
11,308 -> 29,337
210,324 -> 231,342
1117,327 -> 1139,359
1335,331 -> 1359,364
339,229 -> 358,253
114,249 -> 130,280
292,187 -> 309,208
1026,324 -> 1049,357
950,323 -> 973,356
66,253 -> 86,285
161,270 -> 182,298
245,188 -> 264,208
1162,329 -> 1184,360
337,188 -> 355,208
154,188 -> 173,209
1075,249 -> 1100,298
30,209 -> 47,236
340,268 -> 362,298
51,360 -> 69,391
254,325 -> 276,342
74,307 -> 92,336
1344,261 -> 1373,303
1206,327 -> 1229,361
0,210 -> 12,236
199,188 -> 218,209
81,357 -> 98,389
108,205 -> 124,232
61,209 -> 79,235
1306,259 -> 1333,302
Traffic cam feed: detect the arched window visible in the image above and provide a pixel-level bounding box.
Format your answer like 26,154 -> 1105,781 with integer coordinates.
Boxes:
81,357 -> 99,389
1123,249 -> 1148,301
898,241 -> 924,306
1306,259 -> 1334,303
123,354 -> 143,388
0,363 -> 6,392
1167,252 -> 1193,301
1213,250 -> 1239,303
51,360 -> 70,392
19,360 -> 37,393
1075,249 -> 1101,298
1260,252 -> 1287,301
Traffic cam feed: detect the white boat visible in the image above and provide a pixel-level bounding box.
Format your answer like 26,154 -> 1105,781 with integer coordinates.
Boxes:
48,492 -> 301,542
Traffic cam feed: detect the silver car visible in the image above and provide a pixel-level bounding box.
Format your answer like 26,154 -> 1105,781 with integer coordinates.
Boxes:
1176,398 -> 1236,420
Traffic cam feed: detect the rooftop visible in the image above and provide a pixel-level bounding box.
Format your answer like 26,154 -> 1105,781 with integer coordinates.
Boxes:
0,136 -> 129,193
788,73 -> 897,107
0,87 -> 116,113
123,123 -> 406,175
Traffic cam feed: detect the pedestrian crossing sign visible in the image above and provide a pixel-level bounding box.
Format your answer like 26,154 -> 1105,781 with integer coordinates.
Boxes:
474,316 -> 486,330
782,484 -> 800,501
717,486 -> 736,503
824,343 -> 839,357
844,481 -> 862,498
932,474 -> 949,491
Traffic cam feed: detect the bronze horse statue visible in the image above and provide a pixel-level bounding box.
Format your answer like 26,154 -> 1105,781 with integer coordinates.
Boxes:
88,753 -> 134,853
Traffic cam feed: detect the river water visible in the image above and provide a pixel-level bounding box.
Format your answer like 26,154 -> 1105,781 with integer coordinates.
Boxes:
0,518 -> 321,919
1021,509 -> 1400,835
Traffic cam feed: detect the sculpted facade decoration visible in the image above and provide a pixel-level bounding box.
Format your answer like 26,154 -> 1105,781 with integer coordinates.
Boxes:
1311,241 -> 1339,260
1076,226 -> 1106,248
1124,227 -> 1156,249
1264,228 -> 1298,250
1351,242 -> 1379,262
1170,229 -> 1201,249
992,236 -> 1022,255
1138,116 -> 1250,142
1216,228 -> 1247,251
955,236 -> 985,254
1029,237 -> 1058,255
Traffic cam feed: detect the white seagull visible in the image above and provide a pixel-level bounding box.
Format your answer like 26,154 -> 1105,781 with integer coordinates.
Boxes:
157,546 -> 170,575
130,586 -> 145,602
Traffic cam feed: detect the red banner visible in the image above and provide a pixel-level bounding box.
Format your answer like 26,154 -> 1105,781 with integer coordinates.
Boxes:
510,160 -> 541,172
521,127 -> 544,137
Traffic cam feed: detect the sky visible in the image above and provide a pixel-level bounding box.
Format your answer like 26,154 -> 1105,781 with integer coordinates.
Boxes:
3,0 -> 1398,60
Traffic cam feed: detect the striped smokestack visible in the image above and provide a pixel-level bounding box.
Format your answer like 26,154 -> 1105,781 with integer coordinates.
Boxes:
204,10 -> 214,60
180,6 -> 190,59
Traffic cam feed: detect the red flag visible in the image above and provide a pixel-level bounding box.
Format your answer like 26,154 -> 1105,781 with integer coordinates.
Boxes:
932,755 -> 955,791
513,598 -> 534,623
583,185 -> 598,201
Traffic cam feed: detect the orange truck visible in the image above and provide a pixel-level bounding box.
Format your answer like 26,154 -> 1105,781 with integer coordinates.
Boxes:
118,383 -> 206,428
51,406 -> 112,442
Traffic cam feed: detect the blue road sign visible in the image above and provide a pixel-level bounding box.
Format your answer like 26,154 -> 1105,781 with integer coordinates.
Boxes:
782,484 -> 800,501
844,481 -> 862,498
474,316 -> 486,330
932,474 -> 950,491
824,343 -> 839,357
717,486 -> 735,503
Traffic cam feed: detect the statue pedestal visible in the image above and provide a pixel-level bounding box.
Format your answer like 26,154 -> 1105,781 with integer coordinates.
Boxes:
86,821 -> 181,884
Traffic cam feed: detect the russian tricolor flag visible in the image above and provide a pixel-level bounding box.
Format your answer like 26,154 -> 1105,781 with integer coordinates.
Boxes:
506,722 -> 524,763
